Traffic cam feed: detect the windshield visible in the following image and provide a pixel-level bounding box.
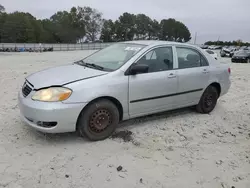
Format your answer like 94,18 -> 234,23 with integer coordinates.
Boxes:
82,43 -> 145,71
235,51 -> 248,55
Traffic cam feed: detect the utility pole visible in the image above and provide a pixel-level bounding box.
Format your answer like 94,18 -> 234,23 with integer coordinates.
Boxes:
217,36 -> 220,45
194,32 -> 197,45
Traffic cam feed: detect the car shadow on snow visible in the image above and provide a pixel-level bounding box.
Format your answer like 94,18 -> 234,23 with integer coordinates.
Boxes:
119,107 -> 196,129
27,128 -> 87,143
24,107 -> 198,144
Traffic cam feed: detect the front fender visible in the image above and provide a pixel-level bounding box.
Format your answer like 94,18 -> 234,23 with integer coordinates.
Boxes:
62,71 -> 129,119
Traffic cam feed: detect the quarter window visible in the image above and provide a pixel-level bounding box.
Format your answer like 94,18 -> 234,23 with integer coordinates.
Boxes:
201,55 -> 209,66
176,47 -> 208,69
136,47 -> 173,73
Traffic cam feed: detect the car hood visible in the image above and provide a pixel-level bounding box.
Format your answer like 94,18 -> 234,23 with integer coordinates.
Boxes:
26,64 -> 108,89
233,54 -> 248,58
223,49 -> 231,53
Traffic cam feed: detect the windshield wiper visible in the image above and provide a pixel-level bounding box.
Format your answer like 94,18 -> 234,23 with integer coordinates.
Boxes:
86,63 -> 104,70
76,60 -> 104,70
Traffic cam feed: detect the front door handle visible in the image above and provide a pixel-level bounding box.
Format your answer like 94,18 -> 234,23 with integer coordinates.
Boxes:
168,73 -> 176,78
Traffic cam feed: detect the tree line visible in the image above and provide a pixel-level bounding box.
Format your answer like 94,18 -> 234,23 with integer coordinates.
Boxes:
0,4 -> 191,43
205,40 -> 250,46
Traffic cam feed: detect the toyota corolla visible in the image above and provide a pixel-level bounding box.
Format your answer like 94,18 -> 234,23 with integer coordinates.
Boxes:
18,41 -> 231,141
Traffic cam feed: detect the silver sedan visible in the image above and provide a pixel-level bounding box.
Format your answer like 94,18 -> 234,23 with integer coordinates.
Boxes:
18,41 -> 231,141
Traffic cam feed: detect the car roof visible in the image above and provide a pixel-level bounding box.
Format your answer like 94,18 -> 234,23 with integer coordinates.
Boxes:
120,40 -> 219,66
121,40 -> 196,48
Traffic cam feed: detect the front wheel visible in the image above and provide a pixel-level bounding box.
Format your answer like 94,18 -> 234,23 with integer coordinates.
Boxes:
196,86 -> 219,114
77,99 -> 119,141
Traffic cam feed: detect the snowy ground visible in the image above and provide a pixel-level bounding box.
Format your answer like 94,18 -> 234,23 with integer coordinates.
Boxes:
0,51 -> 250,188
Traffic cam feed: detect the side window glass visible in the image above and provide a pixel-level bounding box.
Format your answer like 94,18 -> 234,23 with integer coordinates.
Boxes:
137,47 -> 173,73
145,51 -> 157,60
176,47 -> 201,69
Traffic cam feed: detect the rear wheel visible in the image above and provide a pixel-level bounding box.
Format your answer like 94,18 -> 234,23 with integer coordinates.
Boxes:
77,99 -> 119,141
196,86 -> 219,114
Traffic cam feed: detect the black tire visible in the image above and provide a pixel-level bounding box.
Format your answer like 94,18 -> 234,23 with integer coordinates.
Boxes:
77,99 -> 119,141
196,86 -> 219,114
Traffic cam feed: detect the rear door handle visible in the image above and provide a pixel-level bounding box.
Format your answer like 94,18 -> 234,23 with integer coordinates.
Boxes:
168,73 -> 177,78
202,69 -> 209,74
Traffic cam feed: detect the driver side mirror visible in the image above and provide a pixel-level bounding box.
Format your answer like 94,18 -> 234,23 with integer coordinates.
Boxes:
130,64 -> 149,75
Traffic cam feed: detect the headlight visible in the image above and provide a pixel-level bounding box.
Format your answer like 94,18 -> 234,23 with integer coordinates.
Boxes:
32,87 -> 72,102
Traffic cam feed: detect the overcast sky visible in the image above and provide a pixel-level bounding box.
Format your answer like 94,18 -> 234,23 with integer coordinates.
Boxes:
2,0 -> 250,44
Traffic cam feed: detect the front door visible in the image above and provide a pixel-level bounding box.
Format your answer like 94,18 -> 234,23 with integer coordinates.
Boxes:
128,46 -> 178,117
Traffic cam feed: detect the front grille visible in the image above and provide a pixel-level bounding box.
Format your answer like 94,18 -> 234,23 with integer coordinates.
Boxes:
22,82 -> 33,97
37,121 -> 57,128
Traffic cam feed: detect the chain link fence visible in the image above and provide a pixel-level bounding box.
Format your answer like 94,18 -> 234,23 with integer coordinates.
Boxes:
0,43 -> 114,51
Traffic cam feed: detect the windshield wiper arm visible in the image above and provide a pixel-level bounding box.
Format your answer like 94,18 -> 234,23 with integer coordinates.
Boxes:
76,60 -> 104,70
85,63 -> 104,70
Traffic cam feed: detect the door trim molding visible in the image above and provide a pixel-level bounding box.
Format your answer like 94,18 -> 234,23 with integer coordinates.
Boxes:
130,88 -> 203,103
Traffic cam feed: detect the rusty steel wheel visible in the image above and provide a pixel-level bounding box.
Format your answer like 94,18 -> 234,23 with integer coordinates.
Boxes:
89,109 -> 112,133
77,99 -> 120,141
196,86 -> 218,114
204,94 -> 214,109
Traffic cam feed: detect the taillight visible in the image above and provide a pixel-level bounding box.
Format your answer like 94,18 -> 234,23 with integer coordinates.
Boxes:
228,68 -> 231,74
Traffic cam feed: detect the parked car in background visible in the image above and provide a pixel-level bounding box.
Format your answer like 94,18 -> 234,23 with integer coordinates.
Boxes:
200,45 -> 209,49
220,49 -> 227,57
0,47 -> 53,53
205,49 -> 218,60
220,46 -> 237,57
214,46 -> 222,50
240,46 -> 248,50
18,41 -> 231,141
208,45 -> 222,50
230,49 -> 238,57
231,50 -> 250,63
208,45 -> 215,50
244,46 -> 250,50
93,40 -> 103,43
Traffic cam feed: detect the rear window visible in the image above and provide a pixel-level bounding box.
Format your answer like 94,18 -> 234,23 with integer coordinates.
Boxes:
176,47 -> 209,69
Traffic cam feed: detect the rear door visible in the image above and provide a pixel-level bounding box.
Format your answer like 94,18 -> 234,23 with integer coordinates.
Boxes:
128,46 -> 178,117
174,46 -> 210,107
